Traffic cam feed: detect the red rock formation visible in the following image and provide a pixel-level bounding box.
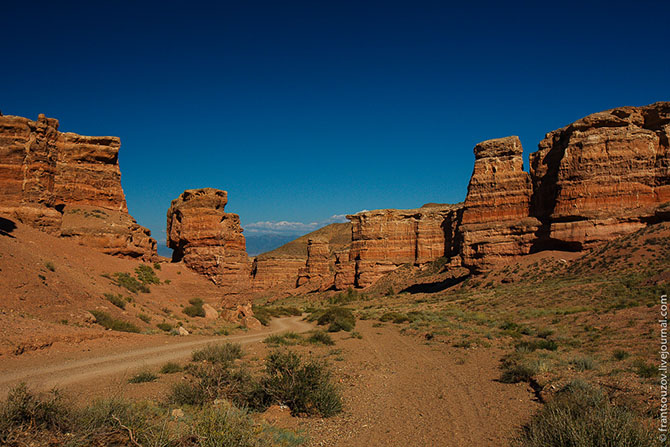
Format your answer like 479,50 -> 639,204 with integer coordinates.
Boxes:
297,239 -> 331,288
251,257 -> 305,290
459,136 -> 540,270
347,204 -> 462,287
530,101 -> 670,250
0,113 -> 155,258
167,188 -> 250,287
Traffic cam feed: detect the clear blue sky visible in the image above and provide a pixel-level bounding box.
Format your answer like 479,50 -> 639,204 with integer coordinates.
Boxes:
3,0 -> 669,252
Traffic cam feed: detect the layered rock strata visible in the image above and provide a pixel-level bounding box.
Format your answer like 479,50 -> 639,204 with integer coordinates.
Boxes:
297,239 -> 331,288
167,188 -> 250,286
346,204 -> 463,287
0,113 -> 156,258
459,136 -> 540,269
529,102 -> 670,250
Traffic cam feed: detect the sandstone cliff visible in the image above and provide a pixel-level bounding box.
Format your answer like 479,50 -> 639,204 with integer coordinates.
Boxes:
346,204 -> 463,287
0,113 -> 156,258
167,188 -> 250,287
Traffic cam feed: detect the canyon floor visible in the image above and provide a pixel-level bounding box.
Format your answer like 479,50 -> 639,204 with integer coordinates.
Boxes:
0,215 -> 664,446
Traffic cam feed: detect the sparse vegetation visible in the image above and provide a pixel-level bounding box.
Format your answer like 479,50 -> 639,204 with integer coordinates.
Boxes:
516,380 -> 654,446
156,322 -> 173,332
135,264 -> 160,285
128,370 -> 158,383
44,261 -> 55,272
183,297 -> 206,317
159,362 -> 183,374
137,313 -> 151,323
110,272 -> 149,294
103,293 -> 126,310
613,349 -> 630,361
253,305 -> 302,326
311,307 -> 356,332
89,310 -> 140,333
192,342 -> 243,363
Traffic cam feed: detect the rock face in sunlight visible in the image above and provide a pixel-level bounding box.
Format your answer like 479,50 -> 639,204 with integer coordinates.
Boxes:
297,239 -> 331,288
529,101 -> 670,250
167,188 -> 251,287
0,113 -> 156,258
459,136 -> 540,270
345,204 -> 463,287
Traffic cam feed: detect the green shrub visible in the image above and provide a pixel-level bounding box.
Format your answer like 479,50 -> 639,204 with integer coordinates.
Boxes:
264,332 -> 303,346
153,261 -> 162,271
156,322 -> 173,332
111,272 -> 150,293
328,288 -> 361,305
634,359 -> 657,378
612,349 -> 630,361
183,297 -> 206,318
515,339 -> 558,352
192,342 -> 243,363
159,362 -> 183,374
89,310 -> 140,333
500,355 -> 539,384
44,261 -> 55,272
306,331 -> 335,346
516,380 -> 654,446
571,356 -> 597,371
135,264 -> 160,285
104,293 -> 126,310
313,307 -> 356,332
137,313 -> 151,323
261,350 -> 342,417
379,312 -> 409,323
169,381 -> 206,406
253,305 -> 302,326
0,384 -> 71,435
128,370 -> 158,383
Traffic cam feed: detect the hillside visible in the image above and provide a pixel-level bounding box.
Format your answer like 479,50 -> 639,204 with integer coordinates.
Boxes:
255,222 -> 352,260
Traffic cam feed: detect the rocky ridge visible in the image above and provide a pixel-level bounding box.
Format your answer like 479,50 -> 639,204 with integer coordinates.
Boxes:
0,113 -> 155,258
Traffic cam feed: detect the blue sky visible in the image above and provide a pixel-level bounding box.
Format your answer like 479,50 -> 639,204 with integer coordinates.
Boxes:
2,1 -> 668,253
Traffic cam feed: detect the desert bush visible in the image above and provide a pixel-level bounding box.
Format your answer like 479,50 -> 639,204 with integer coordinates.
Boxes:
111,272 -> 150,293
128,370 -> 158,383
612,349 -> 630,361
253,305 -> 302,326
192,342 -> 243,363
153,261 -> 162,270
104,293 -> 126,310
0,384 -> 71,436
500,354 -> 539,384
156,322 -> 173,332
312,307 -> 356,332
516,380 -> 655,446
264,332 -> 303,346
328,288 -> 361,305
379,311 -> 409,323
135,264 -> 160,285
89,310 -> 140,333
261,350 -> 342,417
515,339 -> 558,352
169,381 -> 207,406
160,362 -> 183,374
307,330 -> 335,345
44,261 -> 55,272
571,356 -> 597,371
137,313 -> 151,323
634,359 -> 657,378
183,297 -> 206,317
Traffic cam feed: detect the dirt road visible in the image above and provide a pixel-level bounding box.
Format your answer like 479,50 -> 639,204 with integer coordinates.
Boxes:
0,316 -> 312,395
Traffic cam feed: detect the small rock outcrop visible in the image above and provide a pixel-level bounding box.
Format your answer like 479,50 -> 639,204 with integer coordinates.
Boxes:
297,239 -> 331,288
167,188 -> 250,287
0,113 -> 156,258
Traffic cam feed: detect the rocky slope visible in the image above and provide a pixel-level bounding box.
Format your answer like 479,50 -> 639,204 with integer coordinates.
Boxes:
0,113 -> 155,258
167,188 -> 250,287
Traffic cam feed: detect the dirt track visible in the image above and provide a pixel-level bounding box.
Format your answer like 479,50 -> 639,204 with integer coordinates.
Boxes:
0,316 -> 312,395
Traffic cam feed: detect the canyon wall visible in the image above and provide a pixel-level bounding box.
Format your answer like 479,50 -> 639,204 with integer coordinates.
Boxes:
0,113 -> 156,258
167,188 -> 250,287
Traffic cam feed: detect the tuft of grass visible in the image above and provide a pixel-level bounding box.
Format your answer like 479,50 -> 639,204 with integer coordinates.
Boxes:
307,330 -> 335,345
516,380 -> 654,446
153,261 -> 162,271
0,384 -> 71,434
128,370 -> 158,383
500,355 -> 539,384
633,359 -> 657,378
515,339 -> 558,353
252,305 -> 302,326
104,293 -> 126,310
612,349 -> 630,361
156,322 -> 173,332
183,297 -> 206,318
135,264 -> 160,285
159,362 -> 183,374
379,312 -> 409,324
137,313 -> 151,324
111,272 -> 149,294
264,332 -> 303,346
89,310 -> 140,333
192,343 -> 243,364
571,356 -> 597,371
44,261 -> 55,272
